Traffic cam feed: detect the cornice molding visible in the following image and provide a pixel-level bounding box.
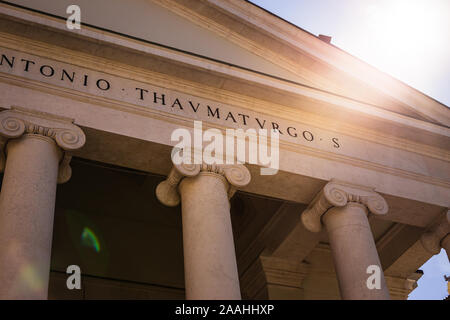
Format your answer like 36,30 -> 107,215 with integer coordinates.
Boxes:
0,107 -> 86,183
155,0 -> 450,127
1,71 -> 449,193
152,0 -> 320,87
204,0 -> 450,126
156,161 -> 251,207
301,180 -> 388,232
158,0 -> 426,123
4,0 -> 447,128
0,8 -> 447,144
0,30 -> 448,163
0,24 -> 448,195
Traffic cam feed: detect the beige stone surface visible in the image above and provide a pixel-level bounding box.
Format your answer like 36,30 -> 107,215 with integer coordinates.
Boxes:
301,179 -> 388,233
0,79 -> 447,215
0,108 -> 85,299
0,42 -> 448,208
0,0 -> 447,300
179,171 -> 240,299
157,163 -> 251,299
385,275 -> 420,300
323,203 -> 390,300
0,135 -> 60,299
4,0 -> 449,127
420,210 -> 450,257
204,0 -> 450,126
385,240 -> 433,279
301,245 -> 341,300
241,255 -> 308,299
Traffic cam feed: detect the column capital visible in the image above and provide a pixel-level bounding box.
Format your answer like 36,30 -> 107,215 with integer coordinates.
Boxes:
0,107 -> 86,183
421,210 -> 450,255
156,161 -> 251,207
301,179 -> 388,232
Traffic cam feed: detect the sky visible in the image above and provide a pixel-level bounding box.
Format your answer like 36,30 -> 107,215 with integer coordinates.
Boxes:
250,0 -> 450,107
250,0 -> 450,300
409,250 -> 450,300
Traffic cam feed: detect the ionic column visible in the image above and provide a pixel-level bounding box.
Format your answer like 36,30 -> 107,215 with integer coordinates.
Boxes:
156,162 -> 251,300
421,210 -> 450,262
301,180 -> 390,300
0,107 -> 85,299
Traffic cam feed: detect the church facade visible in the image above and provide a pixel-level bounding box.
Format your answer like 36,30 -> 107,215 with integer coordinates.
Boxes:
0,0 -> 448,300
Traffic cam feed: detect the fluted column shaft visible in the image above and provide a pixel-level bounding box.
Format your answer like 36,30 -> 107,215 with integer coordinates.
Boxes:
323,202 -> 390,299
0,107 -> 85,299
0,135 -> 61,299
179,172 -> 240,299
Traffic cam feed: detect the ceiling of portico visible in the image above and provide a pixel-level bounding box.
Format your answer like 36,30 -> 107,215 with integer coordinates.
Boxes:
36,158 -> 433,298
48,158 -> 291,294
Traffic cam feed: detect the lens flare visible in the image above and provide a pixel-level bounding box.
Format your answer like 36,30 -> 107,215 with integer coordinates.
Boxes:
81,227 -> 101,252
18,264 -> 44,292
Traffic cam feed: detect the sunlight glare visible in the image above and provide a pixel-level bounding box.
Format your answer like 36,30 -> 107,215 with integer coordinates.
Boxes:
361,0 -> 450,88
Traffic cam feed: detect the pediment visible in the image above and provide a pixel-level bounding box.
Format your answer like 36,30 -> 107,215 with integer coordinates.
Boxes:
5,0 -> 310,85
3,0 -> 450,128
154,0 -> 449,127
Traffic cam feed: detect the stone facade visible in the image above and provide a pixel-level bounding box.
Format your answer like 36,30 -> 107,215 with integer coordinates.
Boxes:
0,0 -> 448,300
